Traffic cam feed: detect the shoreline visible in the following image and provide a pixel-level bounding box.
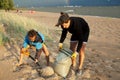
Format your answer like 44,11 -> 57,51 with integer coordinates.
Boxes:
32,6 -> 120,18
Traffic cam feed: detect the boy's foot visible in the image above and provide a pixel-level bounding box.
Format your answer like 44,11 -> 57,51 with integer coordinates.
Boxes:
13,64 -> 24,72
76,69 -> 82,76
16,63 -> 22,67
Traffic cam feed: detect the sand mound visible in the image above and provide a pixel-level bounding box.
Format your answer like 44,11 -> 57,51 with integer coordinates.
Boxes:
38,66 -> 54,77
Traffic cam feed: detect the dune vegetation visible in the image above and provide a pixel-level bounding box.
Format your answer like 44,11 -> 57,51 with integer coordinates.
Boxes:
0,12 -> 49,45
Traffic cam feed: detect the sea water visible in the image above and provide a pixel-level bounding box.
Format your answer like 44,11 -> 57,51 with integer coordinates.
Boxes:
30,6 -> 120,18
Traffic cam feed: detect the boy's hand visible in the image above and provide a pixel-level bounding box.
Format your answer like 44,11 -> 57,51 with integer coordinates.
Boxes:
35,59 -> 38,63
21,49 -> 30,56
21,45 -> 30,52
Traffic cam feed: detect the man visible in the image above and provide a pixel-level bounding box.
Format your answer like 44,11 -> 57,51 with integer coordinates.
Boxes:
17,29 -> 49,66
56,12 -> 90,75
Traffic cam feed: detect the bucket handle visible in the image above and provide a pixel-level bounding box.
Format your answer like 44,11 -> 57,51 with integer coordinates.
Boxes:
60,49 -> 73,57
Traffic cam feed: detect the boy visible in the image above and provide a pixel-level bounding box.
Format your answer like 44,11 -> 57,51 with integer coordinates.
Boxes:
17,29 -> 49,66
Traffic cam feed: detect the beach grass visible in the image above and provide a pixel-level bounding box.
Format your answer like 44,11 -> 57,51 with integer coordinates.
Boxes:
0,12 -> 49,45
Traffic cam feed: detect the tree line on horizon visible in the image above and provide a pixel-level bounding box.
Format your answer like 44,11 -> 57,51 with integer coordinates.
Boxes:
0,0 -> 14,11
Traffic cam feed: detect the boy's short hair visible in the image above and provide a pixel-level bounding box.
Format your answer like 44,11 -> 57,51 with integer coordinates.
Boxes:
28,29 -> 37,37
56,12 -> 70,26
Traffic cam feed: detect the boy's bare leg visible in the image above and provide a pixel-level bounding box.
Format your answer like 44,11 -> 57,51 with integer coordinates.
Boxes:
16,54 -> 24,66
42,44 -> 50,66
16,47 -> 29,66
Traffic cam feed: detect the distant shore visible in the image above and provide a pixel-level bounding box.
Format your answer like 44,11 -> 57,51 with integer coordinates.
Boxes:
28,6 -> 120,18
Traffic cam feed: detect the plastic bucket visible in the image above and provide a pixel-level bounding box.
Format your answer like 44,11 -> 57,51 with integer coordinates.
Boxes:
54,48 -> 73,78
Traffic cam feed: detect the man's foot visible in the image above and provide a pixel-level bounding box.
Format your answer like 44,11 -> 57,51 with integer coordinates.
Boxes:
76,69 -> 82,76
66,69 -> 72,78
71,65 -> 76,71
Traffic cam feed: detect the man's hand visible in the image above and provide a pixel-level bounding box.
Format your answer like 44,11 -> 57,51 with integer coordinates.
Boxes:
58,43 -> 63,50
71,52 -> 78,58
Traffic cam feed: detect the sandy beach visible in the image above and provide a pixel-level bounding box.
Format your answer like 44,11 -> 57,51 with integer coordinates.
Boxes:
0,11 -> 120,80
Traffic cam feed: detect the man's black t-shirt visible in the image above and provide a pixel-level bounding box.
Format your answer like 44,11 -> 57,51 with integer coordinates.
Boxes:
60,17 -> 90,43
